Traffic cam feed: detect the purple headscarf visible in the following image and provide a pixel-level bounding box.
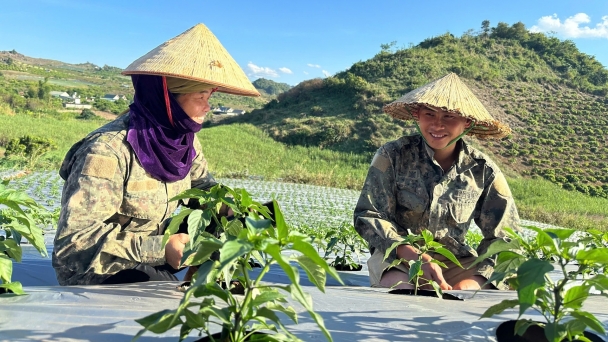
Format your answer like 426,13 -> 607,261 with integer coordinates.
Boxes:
127,74 -> 203,182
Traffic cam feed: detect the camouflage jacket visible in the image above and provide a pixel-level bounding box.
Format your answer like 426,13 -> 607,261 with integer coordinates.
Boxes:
354,135 -> 519,276
52,114 -> 216,285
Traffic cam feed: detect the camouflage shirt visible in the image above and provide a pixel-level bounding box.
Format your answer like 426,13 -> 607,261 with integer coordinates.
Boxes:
354,135 -> 519,276
52,114 -> 216,285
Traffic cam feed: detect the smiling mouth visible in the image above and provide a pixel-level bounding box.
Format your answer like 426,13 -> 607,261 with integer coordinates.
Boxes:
429,133 -> 447,139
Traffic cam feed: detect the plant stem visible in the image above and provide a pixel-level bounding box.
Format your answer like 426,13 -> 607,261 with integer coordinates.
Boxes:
552,259 -> 569,325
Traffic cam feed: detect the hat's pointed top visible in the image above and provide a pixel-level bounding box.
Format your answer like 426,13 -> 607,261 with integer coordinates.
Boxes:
383,73 -> 511,139
122,23 -> 259,97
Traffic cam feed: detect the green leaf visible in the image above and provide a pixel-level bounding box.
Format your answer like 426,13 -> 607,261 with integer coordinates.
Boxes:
571,311 -> 606,335
184,237 -> 223,266
544,321 -> 567,342
245,217 -> 273,231
408,260 -> 422,283
0,254 -> 13,283
291,238 -> 342,286
219,239 -> 253,270
265,244 -> 301,293
183,308 -> 207,328
273,200 -> 288,241
384,240 -> 405,262
421,230 -> 434,244
493,251 -> 525,274
480,299 -> 519,318
586,274 -> 608,291
134,309 -> 182,334
255,307 -> 283,326
563,285 -> 591,310
433,247 -> 462,268
516,259 -> 553,316
266,302 -> 298,324
225,218 -> 244,237
295,255 -> 326,292
162,208 -> 192,247
186,209 -> 204,249
168,188 -> 208,202
0,281 -> 24,295
311,310 -> 334,342
0,239 -> 22,262
471,238 -> 521,267
251,288 -> 286,307
576,248 -> 608,265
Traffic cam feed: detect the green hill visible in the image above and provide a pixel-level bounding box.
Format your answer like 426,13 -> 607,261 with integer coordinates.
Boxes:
221,21 -> 608,199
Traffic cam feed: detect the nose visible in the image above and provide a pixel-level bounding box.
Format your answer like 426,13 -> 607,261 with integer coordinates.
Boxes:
430,115 -> 444,128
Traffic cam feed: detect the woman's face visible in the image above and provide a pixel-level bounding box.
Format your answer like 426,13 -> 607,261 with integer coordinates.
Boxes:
413,106 -> 471,151
175,90 -> 212,124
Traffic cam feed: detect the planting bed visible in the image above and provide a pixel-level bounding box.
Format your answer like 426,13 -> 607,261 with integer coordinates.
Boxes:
3,171 -> 607,341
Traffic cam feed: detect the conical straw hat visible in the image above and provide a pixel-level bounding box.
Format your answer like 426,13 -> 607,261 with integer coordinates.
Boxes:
122,24 -> 259,97
383,73 -> 510,139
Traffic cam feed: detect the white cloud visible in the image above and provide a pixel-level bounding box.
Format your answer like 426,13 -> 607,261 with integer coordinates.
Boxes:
303,71 -> 309,75
530,13 -> 608,38
278,67 -> 292,74
307,63 -> 321,68
322,70 -> 332,77
247,62 -> 279,78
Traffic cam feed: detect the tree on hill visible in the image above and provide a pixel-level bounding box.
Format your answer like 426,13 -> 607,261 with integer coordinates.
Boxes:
252,78 -> 291,95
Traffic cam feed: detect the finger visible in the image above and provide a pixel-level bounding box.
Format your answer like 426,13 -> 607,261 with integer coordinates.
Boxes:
432,270 -> 452,290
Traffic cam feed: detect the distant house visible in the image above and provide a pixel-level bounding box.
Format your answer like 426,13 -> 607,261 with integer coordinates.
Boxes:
231,109 -> 246,115
102,94 -> 126,102
50,91 -> 71,101
212,106 -> 233,114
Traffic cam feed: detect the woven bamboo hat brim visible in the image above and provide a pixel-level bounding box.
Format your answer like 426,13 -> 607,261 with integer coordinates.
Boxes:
383,73 -> 511,139
122,24 -> 259,97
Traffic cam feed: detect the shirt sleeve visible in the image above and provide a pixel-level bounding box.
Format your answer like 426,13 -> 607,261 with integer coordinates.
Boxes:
353,147 -> 404,264
474,169 -> 520,275
190,135 -> 217,190
53,140 -> 166,285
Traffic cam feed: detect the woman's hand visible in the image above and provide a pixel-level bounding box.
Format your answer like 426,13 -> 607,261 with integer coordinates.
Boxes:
165,233 -> 190,269
420,259 -> 452,290
396,244 -> 452,290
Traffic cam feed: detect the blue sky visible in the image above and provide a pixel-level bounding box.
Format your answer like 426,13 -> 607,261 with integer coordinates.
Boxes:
1,0 -> 607,86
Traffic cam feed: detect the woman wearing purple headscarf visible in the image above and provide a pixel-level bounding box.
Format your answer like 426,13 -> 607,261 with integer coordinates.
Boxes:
52,24 -> 260,285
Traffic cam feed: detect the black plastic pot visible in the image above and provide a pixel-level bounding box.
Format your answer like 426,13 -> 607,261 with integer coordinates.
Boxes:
495,320 -> 605,342
388,288 -> 468,301
194,331 -> 267,342
176,280 -> 245,295
333,263 -> 363,271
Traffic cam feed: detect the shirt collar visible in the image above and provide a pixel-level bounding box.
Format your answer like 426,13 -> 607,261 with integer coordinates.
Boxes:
422,139 -> 478,174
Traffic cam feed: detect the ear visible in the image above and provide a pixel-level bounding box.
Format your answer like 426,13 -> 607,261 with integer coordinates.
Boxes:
464,118 -> 473,128
411,109 -> 420,120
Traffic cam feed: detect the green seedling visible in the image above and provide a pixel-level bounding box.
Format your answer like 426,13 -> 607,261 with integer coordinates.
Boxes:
0,179 -> 48,295
134,184 -> 343,342
323,222 -> 368,270
474,226 -> 608,342
384,230 -> 462,297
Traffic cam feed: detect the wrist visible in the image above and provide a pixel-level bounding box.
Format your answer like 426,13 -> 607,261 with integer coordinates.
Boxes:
396,244 -> 419,261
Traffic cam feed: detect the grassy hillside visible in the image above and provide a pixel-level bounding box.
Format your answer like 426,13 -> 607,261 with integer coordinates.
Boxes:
1,110 -> 608,231
223,22 -> 608,200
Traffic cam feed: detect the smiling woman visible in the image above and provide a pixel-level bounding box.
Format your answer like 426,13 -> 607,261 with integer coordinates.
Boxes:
51,23 -> 260,286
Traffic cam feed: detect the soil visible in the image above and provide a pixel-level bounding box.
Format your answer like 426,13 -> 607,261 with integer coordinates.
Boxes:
495,320 -> 604,342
